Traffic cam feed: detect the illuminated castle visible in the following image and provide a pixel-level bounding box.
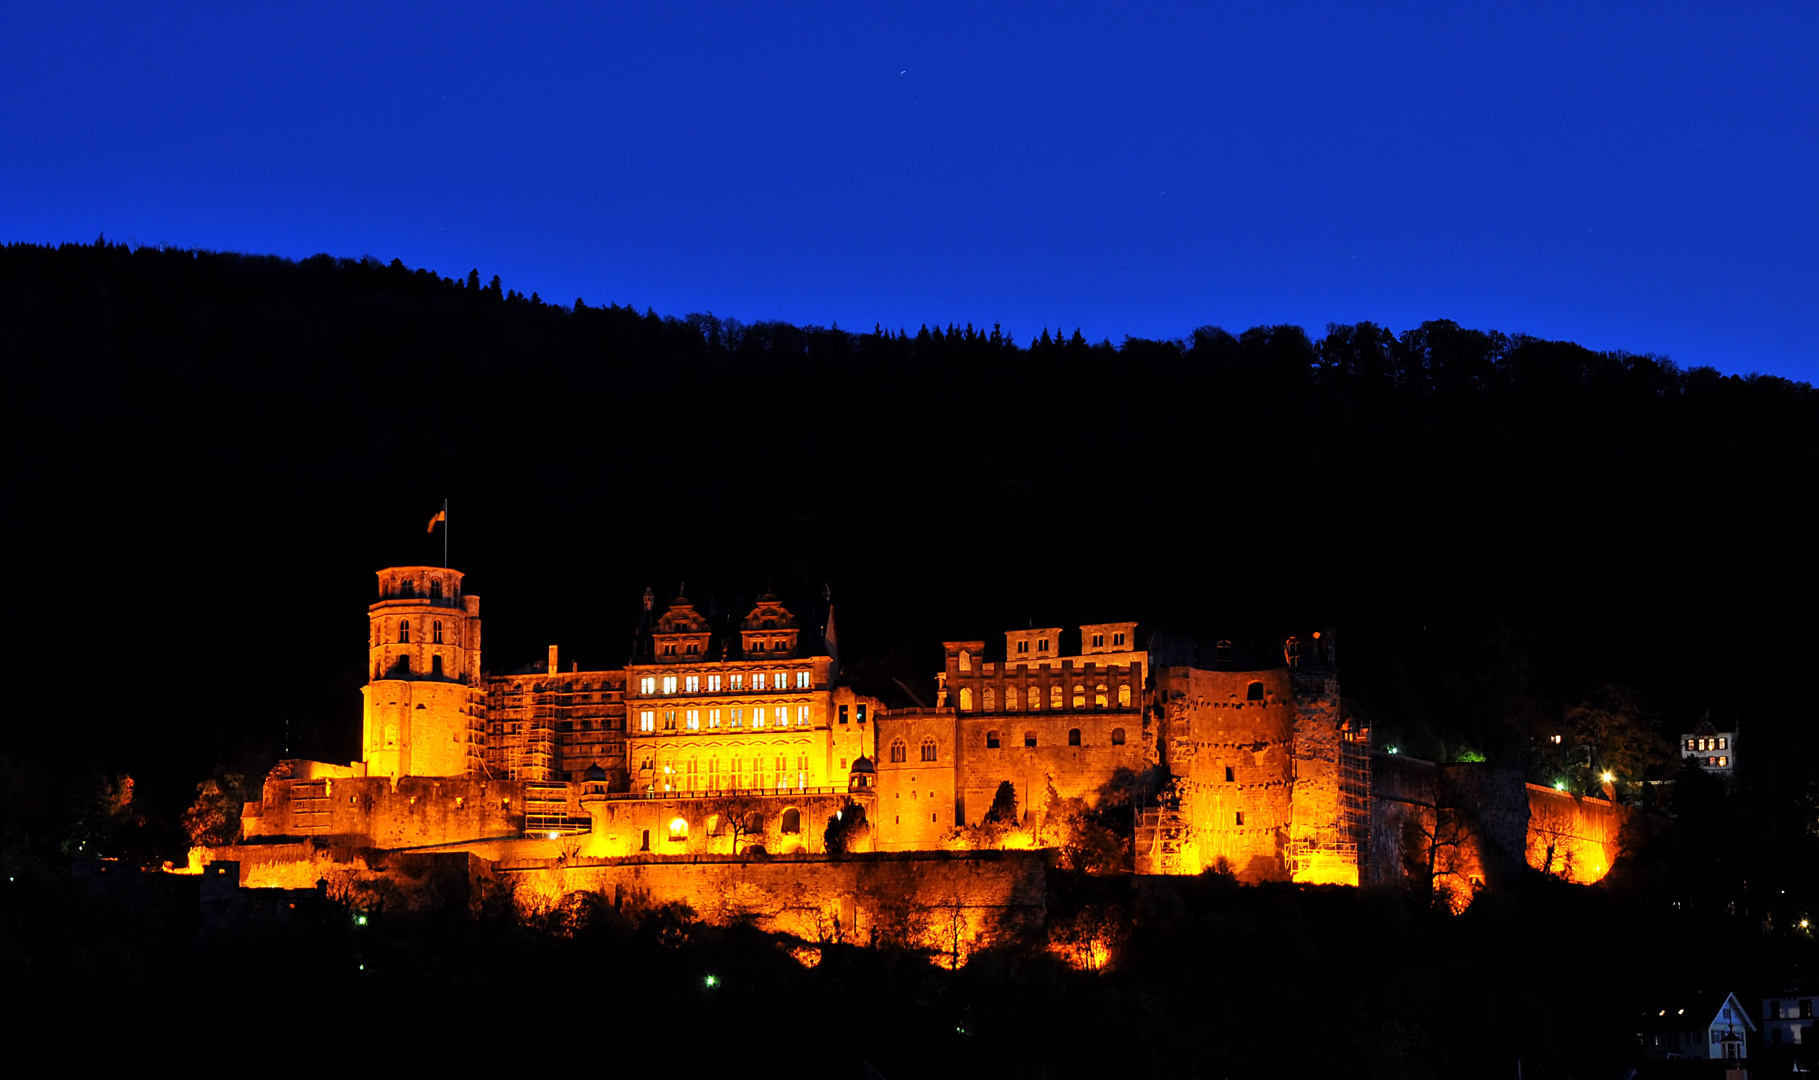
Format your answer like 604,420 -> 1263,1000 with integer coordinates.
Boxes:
220,562 -> 1628,931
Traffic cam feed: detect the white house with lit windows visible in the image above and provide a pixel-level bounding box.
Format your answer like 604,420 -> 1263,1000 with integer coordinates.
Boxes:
1679,716 -> 1737,779
1638,990 -> 1755,1063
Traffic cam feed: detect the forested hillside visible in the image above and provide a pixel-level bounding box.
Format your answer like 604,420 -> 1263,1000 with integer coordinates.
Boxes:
3,239 -> 1817,838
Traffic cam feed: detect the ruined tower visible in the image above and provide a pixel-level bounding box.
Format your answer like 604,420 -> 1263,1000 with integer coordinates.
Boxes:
362,566 -> 485,779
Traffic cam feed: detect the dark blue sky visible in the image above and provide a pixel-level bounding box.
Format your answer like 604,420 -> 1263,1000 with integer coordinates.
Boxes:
5,3 -> 1815,378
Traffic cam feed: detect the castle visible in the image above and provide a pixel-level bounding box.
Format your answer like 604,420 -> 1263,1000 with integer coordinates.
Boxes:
215,563 -> 1629,942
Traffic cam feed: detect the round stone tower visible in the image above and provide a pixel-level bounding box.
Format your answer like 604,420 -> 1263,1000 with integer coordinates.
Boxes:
362,566 -> 484,779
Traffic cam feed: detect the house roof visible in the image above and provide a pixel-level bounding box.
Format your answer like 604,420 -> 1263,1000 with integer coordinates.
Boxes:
1639,990 -> 1757,1033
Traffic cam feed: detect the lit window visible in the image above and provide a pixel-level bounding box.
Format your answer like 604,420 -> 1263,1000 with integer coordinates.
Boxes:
921,739 -> 937,762
640,676 -> 656,695
639,710 -> 655,732
1068,728 -> 1082,746
1049,685 -> 1062,708
1718,737 -> 1728,750
959,688 -> 973,711
730,709 -> 743,728
1095,684 -> 1108,708
1719,756 -> 1728,767
730,674 -> 743,691
754,707 -> 766,728
669,817 -> 687,840
663,710 -> 676,730
686,709 -> 700,730
399,620 -> 410,643
662,675 -> 677,695
986,730 -> 1000,748
754,673 -> 767,690
983,687 -> 996,710
796,671 -> 810,689
1118,684 -> 1131,707
685,675 -> 699,692
889,740 -> 907,763
856,704 -> 867,723
1072,685 -> 1085,708
774,671 -> 787,689
707,674 -> 721,692
959,649 -> 972,671
708,708 -> 721,729
797,705 -> 809,725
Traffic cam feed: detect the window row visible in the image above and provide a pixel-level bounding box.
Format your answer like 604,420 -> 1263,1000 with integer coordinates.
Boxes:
1700,755 -> 1730,768
958,684 -> 1132,711
888,738 -> 941,763
374,655 -> 450,678
1087,631 -> 1127,648
376,619 -> 453,646
636,754 -> 814,793
1686,736 -> 1729,751
636,671 -> 812,695
983,727 -> 1126,749
638,705 -> 813,732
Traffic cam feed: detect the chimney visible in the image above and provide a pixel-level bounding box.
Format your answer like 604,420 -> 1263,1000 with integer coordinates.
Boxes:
548,644 -> 559,673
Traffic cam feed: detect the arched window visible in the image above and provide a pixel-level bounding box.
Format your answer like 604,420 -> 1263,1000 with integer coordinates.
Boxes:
920,738 -> 938,762
430,579 -> 442,598
639,829 -> 650,852
1024,731 -> 1037,748
1285,636 -> 1302,667
959,687 -> 973,711
668,817 -> 688,841
744,811 -> 764,835
781,807 -> 801,835
1111,727 -> 1126,746
1068,728 -> 1082,746
398,620 -> 410,643
986,730 -> 1001,749
1004,686 -> 1020,711
707,814 -> 721,836
959,649 -> 972,671
1049,685 -> 1062,708
1072,685 -> 1085,708
983,687 -> 995,710
1216,640 -> 1233,665
889,740 -> 907,763
432,620 -> 443,644
731,756 -> 744,787
685,756 -> 698,790
1094,684 -> 1108,708
1247,681 -> 1265,702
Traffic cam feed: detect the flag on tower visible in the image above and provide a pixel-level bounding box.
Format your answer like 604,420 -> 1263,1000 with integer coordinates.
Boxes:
427,508 -> 446,533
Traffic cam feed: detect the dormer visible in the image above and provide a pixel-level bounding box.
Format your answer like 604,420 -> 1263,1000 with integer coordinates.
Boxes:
1079,622 -> 1137,655
740,593 -> 799,658
1004,628 -> 1063,663
653,596 -> 712,663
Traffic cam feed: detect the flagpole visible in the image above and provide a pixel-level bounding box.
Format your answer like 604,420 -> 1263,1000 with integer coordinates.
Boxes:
443,498 -> 449,568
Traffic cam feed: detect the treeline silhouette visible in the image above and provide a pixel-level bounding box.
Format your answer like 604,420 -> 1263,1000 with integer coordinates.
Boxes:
3,238 -> 1817,831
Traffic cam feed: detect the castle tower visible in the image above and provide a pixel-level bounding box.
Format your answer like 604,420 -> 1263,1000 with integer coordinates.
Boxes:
362,566 -> 485,779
